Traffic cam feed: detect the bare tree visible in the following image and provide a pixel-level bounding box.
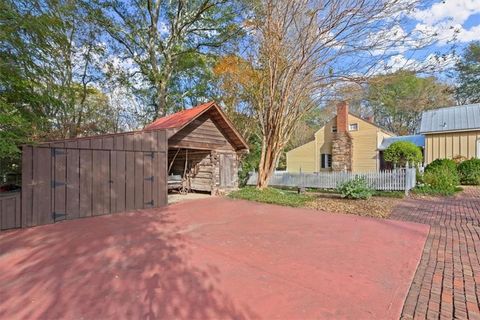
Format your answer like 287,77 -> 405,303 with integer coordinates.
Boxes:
235,0 -> 438,189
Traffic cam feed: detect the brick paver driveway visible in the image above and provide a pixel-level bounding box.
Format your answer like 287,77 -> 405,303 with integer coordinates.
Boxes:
0,198 -> 427,319
391,187 -> 480,320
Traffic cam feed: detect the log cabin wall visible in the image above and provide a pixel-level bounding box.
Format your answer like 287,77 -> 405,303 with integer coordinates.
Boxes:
168,113 -> 235,151
168,149 -> 213,192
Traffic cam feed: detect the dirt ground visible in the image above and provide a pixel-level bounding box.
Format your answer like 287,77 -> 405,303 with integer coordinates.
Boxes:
168,191 -> 212,204
305,193 -> 402,218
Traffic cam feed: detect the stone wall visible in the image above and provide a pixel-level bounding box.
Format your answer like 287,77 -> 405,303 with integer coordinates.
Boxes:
332,132 -> 353,171
332,101 -> 353,171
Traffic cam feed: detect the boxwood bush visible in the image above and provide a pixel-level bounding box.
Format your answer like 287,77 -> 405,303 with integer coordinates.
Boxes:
425,159 -> 459,186
336,177 -> 374,200
457,158 -> 480,185
421,166 -> 458,195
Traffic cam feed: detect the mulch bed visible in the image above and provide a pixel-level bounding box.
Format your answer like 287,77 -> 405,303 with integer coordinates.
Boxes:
305,193 -> 402,218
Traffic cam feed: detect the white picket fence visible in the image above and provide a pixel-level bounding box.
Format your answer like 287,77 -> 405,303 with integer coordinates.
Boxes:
246,168 -> 417,192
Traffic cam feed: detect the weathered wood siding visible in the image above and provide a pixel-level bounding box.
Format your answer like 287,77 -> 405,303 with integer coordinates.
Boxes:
19,130 -> 167,229
168,149 -> 213,192
169,114 -> 235,151
212,151 -> 239,194
0,192 -> 21,231
425,130 -> 480,164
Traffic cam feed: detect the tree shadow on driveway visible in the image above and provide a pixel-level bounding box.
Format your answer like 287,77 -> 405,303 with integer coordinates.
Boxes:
0,208 -> 257,320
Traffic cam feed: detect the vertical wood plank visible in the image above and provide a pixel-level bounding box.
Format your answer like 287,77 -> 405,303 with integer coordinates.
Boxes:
78,139 -> 91,149
134,152 -> 143,209
101,150 -> 110,214
115,151 -> 126,212
92,150 -> 102,215
21,146 -> 33,228
90,138 -> 102,150
124,134 -> 134,151
158,151 -> 167,206
125,152 -> 135,210
143,153 -> 153,208
66,148 -> 80,219
34,147 -> 53,226
134,133 -> 142,151
114,135 -> 124,151
102,137 -> 114,150
79,149 -> 93,217
53,148 -> 67,223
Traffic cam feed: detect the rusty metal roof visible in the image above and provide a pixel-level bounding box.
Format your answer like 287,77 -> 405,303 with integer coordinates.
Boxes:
144,102 -> 214,130
144,101 -> 249,151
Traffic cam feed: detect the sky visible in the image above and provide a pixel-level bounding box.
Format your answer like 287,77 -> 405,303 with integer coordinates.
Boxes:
382,0 -> 480,74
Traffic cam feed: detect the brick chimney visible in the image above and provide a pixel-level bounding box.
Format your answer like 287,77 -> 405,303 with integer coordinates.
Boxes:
336,101 -> 349,133
332,101 -> 353,171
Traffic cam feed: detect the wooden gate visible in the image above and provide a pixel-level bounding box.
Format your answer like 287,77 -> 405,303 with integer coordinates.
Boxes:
20,130 -> 167,228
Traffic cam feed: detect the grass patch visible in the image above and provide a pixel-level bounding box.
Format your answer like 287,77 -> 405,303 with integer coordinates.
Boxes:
373,191 -> 405,198
228,186 -> 314,207
411,185 -> 463,197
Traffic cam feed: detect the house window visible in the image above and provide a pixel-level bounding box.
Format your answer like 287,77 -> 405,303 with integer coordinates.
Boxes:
331,126 -> 337,133
321,154 -> 332,168
349,123 -> 358,131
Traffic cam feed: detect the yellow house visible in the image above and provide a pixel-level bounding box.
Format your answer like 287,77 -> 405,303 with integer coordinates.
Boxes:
287,102 -> 395,173
420,104 -> 480,164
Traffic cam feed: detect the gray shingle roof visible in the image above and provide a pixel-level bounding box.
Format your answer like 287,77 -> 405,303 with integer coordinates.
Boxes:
419,104 -> 480,134
378,135 -> 425,151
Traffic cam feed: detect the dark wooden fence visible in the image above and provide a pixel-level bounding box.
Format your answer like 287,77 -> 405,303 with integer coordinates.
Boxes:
0,192 -> 21,231
0,130 -> 167,231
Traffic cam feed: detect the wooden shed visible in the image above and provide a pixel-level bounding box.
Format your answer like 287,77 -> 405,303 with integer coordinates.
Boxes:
145,101 -> 249,195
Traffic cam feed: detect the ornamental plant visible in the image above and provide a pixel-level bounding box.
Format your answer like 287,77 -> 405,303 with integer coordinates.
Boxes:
383,141 -> 423,167
336,176 -> 374,200
425,159 -> 459,186
457,158 -> 480,185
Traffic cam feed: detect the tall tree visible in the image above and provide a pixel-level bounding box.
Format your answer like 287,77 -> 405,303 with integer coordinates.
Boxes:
367,71 -> 453,135
0,0 -> 116,140
95,0 -> 244,118
456,41 -> 480,104
222,0 -> 431,189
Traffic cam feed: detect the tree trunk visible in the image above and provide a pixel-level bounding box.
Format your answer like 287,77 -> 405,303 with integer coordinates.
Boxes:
256,135 -> 282,189
155,81 -> 168,118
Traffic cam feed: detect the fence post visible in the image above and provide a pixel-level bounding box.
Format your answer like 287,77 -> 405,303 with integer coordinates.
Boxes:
405,168 -> 416,196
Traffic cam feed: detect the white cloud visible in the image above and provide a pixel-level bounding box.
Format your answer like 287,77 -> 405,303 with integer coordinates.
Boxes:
411,0 -> 480,44
370,52 -> 458,75
412,0 -> 480,25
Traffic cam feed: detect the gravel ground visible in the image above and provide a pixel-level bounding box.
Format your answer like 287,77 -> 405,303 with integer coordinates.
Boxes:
305,193 -> 402,218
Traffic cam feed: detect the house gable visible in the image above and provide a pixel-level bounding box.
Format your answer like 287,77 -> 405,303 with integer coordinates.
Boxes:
168,113 -> 236,151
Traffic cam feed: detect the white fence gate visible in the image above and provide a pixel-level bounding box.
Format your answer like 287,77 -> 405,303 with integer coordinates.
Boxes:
246,168 -> 416,192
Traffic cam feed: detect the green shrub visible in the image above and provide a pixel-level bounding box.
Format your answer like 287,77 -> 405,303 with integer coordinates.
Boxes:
457,158 -> 480,185
425,158 -> 459,185
336,177 -> 374,200
383,141 -> 423,167
417,166 -> 458,195
228,187 -> 313,207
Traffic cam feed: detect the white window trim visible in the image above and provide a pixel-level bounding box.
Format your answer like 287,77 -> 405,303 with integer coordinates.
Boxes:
349,123 -> 358,131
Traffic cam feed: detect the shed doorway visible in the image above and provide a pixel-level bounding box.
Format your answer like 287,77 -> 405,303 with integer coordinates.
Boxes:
168,148 -> 213,195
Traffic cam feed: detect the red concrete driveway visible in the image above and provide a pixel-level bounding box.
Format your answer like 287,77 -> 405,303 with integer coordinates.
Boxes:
0,198 -> 428,320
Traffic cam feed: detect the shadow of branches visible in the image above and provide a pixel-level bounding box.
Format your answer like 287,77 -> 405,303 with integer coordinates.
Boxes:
0,207 -> 256,319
